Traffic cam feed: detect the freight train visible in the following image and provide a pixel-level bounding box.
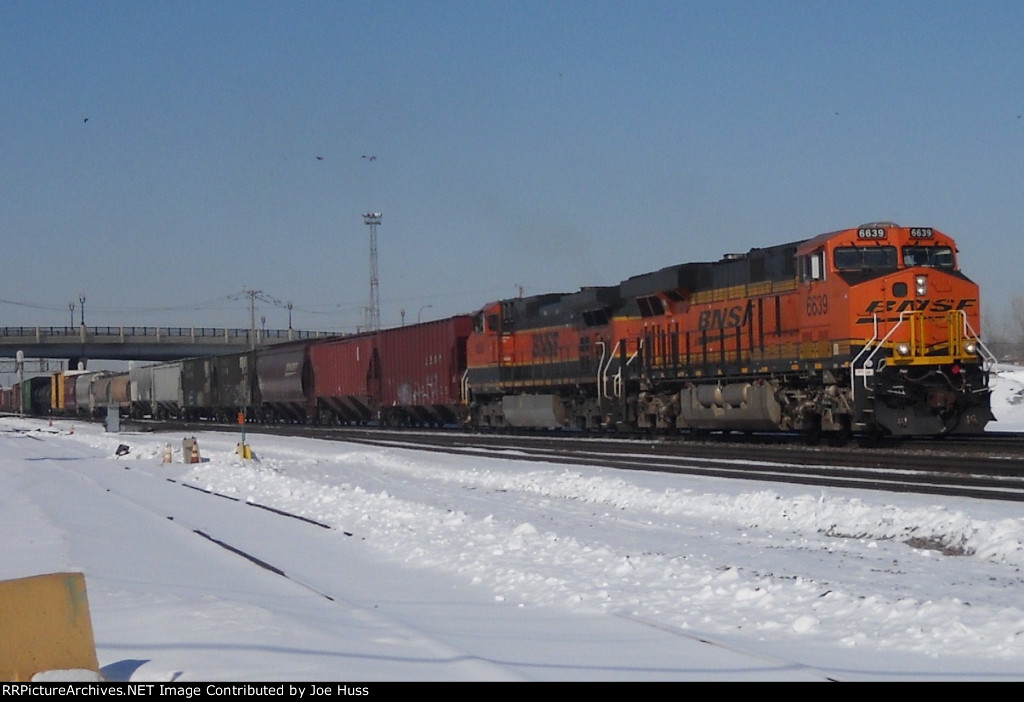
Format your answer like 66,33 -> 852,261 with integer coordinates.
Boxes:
1,223 -> 995,440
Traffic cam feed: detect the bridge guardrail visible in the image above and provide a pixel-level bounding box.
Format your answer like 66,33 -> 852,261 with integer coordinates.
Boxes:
0,326 -> 337,341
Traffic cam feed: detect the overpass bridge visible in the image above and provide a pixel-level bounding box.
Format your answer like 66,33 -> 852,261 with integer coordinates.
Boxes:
0,325 -> 339,367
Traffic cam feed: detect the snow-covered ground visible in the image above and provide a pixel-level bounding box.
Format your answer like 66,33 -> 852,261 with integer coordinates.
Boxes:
3,366 -> 1024,681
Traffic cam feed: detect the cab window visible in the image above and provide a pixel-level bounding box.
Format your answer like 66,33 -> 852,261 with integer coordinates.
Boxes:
801,250 -> 826,281
833,246 -> 898,272
903,246 -> 954,269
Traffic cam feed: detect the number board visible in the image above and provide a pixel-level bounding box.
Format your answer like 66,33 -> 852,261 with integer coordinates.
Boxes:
909,227 -> 934,239
857,227 -> 887,239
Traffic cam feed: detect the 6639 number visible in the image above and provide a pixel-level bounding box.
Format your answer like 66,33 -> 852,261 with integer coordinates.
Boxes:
806,294 -> 829,316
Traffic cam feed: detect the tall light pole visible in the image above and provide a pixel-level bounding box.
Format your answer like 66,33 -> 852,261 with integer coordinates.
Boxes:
78,294 -> 86,326
362,212 -> 381,332
418,304 -> 433,323
69,302 -> 75,328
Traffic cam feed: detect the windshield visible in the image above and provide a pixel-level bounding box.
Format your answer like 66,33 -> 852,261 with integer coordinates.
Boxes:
833,246 -> 898,272
902,246 -> 954,269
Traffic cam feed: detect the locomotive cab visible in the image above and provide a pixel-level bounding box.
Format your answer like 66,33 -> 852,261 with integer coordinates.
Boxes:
798,223 -> 993,436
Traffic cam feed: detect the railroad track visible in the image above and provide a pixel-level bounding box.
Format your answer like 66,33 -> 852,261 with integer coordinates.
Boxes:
135,420 -> 1024,503
333,431 -> 1024,502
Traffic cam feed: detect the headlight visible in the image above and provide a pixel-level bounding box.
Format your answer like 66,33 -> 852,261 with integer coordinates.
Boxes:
915,275 -> 928,296
964,342 -> 978,355
896,342 -> 911,356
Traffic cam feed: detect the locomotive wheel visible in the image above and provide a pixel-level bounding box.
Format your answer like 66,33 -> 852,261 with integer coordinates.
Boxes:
826,417 -> 852,447
802,417 -> 822,446
857,425 -> 887,448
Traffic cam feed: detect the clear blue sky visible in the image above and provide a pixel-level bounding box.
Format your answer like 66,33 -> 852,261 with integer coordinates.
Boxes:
2,0 -> 1022,335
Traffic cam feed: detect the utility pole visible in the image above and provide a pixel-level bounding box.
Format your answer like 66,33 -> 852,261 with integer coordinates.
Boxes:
243,289 -> 261,349
234,288 -> 283,348
362,212 -> 381,332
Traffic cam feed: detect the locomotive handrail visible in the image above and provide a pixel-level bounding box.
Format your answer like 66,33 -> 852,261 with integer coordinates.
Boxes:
850,311 -> 916,394
850,310 -> 993,399
612,339 -> 644,401
595,341 -> 609,400
600,340 -> 618,400
599,339 -> 643,401
959,311 -> 997,370
849,314 -> 881,395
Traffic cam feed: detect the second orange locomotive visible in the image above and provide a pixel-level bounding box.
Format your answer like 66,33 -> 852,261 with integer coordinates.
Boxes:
465,222 -> 992,438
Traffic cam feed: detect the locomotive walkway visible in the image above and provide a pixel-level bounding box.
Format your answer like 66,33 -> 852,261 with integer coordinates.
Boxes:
0,325 -> 338,364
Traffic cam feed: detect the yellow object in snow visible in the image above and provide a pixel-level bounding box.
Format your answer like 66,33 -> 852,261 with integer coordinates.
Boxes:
0,572 -> 100,681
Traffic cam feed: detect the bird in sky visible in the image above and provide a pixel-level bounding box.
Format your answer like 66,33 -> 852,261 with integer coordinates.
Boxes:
83,117 -> 89,123
316,155 -> 324,161
361,154 -> 376,161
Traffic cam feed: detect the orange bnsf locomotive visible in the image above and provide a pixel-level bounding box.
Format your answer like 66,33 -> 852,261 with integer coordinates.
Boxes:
464,223 -> 993,439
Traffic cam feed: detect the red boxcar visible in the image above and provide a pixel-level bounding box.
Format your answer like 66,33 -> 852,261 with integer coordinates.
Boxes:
309,316 -> 472,426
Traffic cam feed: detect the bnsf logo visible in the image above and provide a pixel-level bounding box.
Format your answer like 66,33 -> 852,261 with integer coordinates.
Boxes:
862,298 -> 977,314
698,304 -> 752,331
